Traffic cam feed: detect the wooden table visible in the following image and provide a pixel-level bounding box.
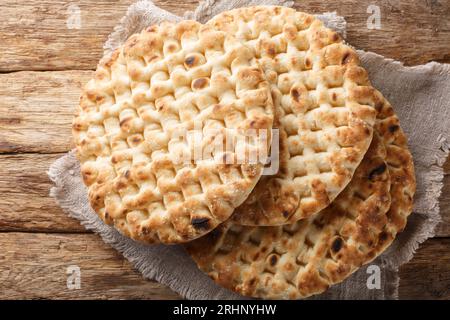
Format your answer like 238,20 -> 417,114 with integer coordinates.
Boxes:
1,0 -> 449,300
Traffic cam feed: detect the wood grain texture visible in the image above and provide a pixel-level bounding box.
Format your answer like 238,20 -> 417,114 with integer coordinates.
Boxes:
6,152 -> 450,234
399,238 -> 450,299
1,148 -> 449,236
0,153 -> 85,232
0,232 -> 447,299
0,0 -> 449,72
0,232 -> 179,299
0,71 -> 91,154
293,0 -> 450,66
0,0 -> 198,72
0,0 -> 449,300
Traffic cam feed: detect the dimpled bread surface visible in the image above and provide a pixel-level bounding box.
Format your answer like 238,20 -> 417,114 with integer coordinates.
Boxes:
72,20 -> 274,244
207,6 -> 379,225
187,90 -> 415,298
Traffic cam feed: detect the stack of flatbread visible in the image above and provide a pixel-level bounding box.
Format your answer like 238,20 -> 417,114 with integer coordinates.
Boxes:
72,6 -> 416,299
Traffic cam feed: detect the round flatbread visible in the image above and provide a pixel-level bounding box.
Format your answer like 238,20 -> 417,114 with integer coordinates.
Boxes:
207,6 -> 379,225
186,92 -> 415,299
72,20 -> 274,244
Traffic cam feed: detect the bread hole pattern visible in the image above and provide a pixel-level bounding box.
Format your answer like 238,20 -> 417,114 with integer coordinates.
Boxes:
187,110 -> 404,298
248,232 -> 263,247
207,7 -> 377,226
73,20 -> 274,244
304,234 -> 315,249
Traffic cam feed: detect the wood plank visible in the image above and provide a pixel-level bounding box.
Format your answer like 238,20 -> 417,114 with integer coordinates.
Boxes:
399,237 -> 450,299
1,0 -> 449,71
0,0 -> 198,72
0,70 -> 89,153
0,232 -> 447,299
293,0 -> 450,66
0,153 -> 85,232
0,232 -> 179,299
1,152 -> 449,236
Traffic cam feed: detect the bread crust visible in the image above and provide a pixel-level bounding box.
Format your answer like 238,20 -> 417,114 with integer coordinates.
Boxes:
207,6 -> 378,225
186,93 -> 416,299
72,20 -> 274,244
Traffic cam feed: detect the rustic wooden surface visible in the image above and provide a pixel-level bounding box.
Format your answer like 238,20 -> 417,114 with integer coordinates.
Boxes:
0,0 -> 449,300
1,0 -> 449,71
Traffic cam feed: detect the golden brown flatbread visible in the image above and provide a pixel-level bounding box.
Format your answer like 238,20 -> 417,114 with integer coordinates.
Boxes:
186,91 -> 415,299
207,6 -> 379,225
73,20 -> 274,244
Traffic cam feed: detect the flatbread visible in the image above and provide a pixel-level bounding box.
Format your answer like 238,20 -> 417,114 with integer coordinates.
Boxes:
72,20 -> 274,244
186,92 -> 415,299
207,6 -> 378,225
